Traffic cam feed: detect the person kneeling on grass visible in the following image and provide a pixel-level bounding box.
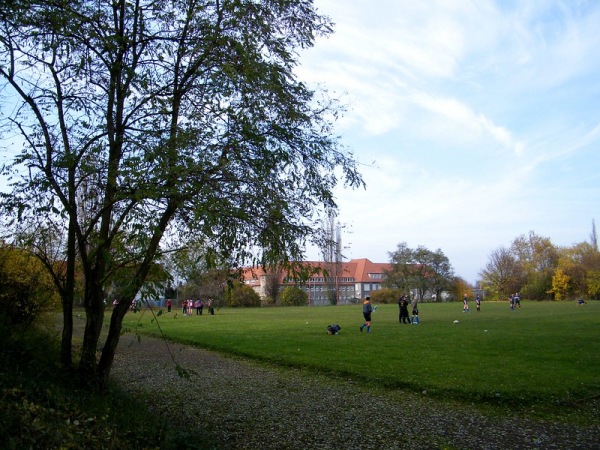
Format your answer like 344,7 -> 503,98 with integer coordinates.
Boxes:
327,324 -> 341,335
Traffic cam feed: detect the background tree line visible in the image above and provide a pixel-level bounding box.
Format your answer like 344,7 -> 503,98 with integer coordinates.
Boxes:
478,225 -> 600,301
378,222 -> 600,304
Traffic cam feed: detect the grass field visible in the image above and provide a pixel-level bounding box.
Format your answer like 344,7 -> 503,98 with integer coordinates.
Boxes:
123,300 -> 600,418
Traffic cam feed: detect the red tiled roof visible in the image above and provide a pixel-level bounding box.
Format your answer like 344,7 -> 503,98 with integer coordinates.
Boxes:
350,258 -> 392,282
242,258 -> 391,283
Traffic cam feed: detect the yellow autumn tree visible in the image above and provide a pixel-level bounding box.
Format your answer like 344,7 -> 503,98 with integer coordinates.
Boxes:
549,268 -> 571,301
0,244 -> 60,326
586,270 -> 600,299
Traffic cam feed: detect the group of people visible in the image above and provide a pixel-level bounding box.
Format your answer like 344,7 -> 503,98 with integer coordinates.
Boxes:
165,298 -> 214,316
358,294 -> 420,334
359,292 -> 493,333
398,294 -> 419,324
462,294 -> 482,312
509,293 -> 521,310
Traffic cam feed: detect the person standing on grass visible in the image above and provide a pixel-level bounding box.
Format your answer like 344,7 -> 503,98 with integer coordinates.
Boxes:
208,298 -> 215,315
167,298 -> 172,313
398,295 -> 410,324
360,296 -> 373,333
463,294 -> 470,312
411,302 -> 420,324
475,295 -> 481,312
195,299 -> 202,315
411,296 -> 418,311
397,294 -> 403,322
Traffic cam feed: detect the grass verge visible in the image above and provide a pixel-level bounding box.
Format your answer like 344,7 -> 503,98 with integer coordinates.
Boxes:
124,300 -> 600,423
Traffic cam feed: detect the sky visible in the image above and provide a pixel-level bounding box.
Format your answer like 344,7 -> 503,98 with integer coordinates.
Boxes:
1,1 -> 598,285
297,0 -> 600,284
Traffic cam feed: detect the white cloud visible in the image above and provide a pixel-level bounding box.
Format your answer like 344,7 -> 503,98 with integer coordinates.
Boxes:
300,0 -> 600,282
391,90 -> 524,156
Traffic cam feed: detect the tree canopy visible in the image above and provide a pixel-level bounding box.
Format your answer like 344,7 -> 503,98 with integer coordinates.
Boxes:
479,228 -> 600,300
385,242 -> 454,302
0,0 -> 362,389
478,246 -> 522,300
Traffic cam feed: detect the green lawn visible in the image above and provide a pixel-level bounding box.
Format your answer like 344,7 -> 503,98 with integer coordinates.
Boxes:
123,300 -> 600,414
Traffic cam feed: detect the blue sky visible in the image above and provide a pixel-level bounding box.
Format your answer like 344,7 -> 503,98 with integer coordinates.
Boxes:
1,1 -> 598,285
298,0 -> 600,283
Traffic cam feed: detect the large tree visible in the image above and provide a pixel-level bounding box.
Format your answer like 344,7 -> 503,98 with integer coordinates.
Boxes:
510,231 -> 558,275
0,0 -> 362,389
386,242 -> 454,302
478,246 -> 522,300
509,231 -> 558,299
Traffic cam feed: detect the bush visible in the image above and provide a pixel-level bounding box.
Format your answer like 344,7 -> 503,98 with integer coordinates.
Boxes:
0,245 -> 60,327
224,282 -> 261,307
277,286 -> 308,306
522,272 -> 553,300
262,296 -> 277,306
369,288 -> 401,304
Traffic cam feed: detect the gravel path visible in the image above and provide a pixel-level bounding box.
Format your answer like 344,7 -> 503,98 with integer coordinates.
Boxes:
111,335 -> 600,450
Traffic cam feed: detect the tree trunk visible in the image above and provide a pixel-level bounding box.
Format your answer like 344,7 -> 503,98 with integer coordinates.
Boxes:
79,286 -> 106,386
97,300 -> 130,389
61,299 -> 73,367
60,215 -> 77,368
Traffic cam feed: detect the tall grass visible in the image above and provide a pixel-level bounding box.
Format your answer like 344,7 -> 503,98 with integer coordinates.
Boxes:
125,301 -> 600,416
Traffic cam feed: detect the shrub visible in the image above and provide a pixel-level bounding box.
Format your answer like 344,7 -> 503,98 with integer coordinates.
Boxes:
224,282 -> 261,307
369,288 -> 401,304
0,245 -> 60,327
522,271 -> 553,300
262,296 -> 277,306
278,286 -> 308,306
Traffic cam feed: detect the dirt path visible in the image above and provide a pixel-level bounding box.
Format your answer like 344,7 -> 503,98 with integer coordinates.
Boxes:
110,335 -> 600,450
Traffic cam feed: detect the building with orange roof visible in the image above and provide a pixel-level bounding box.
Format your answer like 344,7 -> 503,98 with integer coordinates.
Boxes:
242,258 -> 392,305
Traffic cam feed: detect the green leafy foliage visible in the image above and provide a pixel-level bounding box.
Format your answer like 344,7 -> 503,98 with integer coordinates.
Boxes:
520,270 -> 552,301
277,286 -> 308,306
386,243 -> 454,301
0,0 -> 363,388
369,287 -> 400,304
224,282 -> 261,307
586,270 -> 600,299
0,245 -> 60,327
480,230 -> 600,301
